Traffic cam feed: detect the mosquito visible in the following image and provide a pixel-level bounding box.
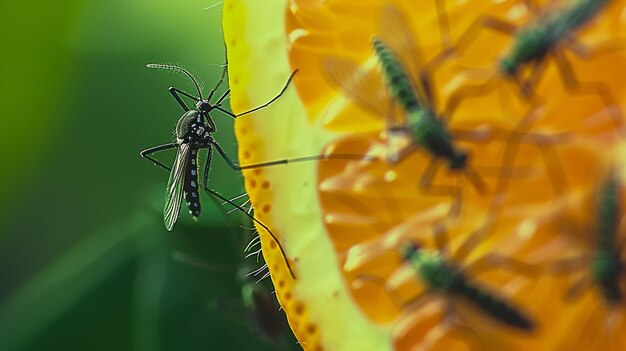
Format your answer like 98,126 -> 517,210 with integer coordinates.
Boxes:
323,5 -> 558,216
428,0 -> 624,131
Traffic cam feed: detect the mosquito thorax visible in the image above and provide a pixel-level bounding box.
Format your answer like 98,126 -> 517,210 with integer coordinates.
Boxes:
175,110 -> 209,141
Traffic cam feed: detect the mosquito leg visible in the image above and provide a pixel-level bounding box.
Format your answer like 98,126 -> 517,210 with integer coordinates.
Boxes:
426,15 -> 519,75
233,69 -> 299,117
207,63 -> 228,101
443,79 -> 498,122
565,37 -> 626,60
454,217 -> 495,262
169,87 -> 199,111
552,51 -> 625,134
140,143 -> 177,171
464,253 -> 541,277
434,0 -> 452,49
565,274 -> 592,300
419,158 -> 463,217
211,140 -> 373,171
203,187 -> 296,279
546,256 -> 588,275
520,58 -> 549,98
432,222 -> 451,255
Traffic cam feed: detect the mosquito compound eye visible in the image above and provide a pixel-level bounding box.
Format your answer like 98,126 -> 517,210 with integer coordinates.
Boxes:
197,100 -> 210,111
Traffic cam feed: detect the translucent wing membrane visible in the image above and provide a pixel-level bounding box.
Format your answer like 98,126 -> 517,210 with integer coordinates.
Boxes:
323,56 -> 392,119
378,5 -> 433,111
164,142 -> 190,231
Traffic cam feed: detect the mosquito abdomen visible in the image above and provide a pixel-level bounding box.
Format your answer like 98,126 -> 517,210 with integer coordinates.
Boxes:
372,37 -> 421,112
459,282 -> 535,331
184,150 -> 201,218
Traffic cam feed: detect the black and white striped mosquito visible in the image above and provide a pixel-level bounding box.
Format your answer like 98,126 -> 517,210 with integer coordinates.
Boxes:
140,63 -> 298,277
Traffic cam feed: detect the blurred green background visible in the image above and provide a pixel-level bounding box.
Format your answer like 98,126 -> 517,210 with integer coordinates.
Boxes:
0,1 -> 296,350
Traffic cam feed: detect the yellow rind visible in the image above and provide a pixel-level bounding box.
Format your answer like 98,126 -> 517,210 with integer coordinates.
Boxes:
223,1 -> 392,350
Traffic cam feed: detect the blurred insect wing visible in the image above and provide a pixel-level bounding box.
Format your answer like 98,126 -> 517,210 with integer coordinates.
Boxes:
164,142 -> 190,231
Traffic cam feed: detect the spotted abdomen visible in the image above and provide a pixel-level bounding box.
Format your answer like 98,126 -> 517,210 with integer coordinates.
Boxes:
184,149 -> 201,217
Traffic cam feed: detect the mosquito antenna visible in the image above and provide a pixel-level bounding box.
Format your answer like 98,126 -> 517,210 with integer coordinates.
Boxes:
147,63 -> 203,100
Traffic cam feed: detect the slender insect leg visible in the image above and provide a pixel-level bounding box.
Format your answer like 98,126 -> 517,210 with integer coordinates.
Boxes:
434,0 -> 452,49
442,79 -> 499,121
432,222 -> 451,256
546,256 -> 588,275
519,58 -> 549,98
454,217 -> 495,262
565,37 -> 626,60
140,143 -> 177,171
442,303 -> 488,351
552,51 -> 625,133
464,253 -> 541,277
211,139 -> 373,171
565,274 -> 592,300
203,187 -> 297,279
169,87 -> 199,111
418,158 -> 463,217
426,15 -> 519,75
207,62 -> 228,101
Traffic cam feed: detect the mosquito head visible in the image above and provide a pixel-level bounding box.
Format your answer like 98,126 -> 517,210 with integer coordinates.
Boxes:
448,150 -> 468,171
196,99 -> 212,113
400,241 -> 421,261
500,57 -> 518,76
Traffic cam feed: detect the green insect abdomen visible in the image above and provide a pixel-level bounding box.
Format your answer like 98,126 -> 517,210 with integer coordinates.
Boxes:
372,37 -> 421,112
597,176 -> 620,250
459,282 -> 535,331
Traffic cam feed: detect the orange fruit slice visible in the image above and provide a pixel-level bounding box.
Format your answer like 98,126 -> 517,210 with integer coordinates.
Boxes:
224,0 -> 626,350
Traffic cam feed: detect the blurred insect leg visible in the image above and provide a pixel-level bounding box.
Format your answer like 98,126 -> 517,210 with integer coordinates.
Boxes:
520,59 -> 549,98
454,217 -> 495,262
552,50 -> 625,134
546,256 -> 588,274
233,69 -> 299,118
204,187 -> 296,279
565,37 -> 626,60
566,274 -> 593,300
425,13 -> 518,83
442,303 -> 489,351
169,87 -> 199,111
434,0 -> 452,48
443,79 -> 499,121
432,222 -> 451,255
207,62 -> 228,101
464,253 -> 541,277
140,143 -> 177,171
419,158 -> 463,217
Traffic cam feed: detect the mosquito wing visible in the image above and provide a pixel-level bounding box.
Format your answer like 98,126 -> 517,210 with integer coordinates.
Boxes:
164,142 -> 190,231
378,5 -> 435,111
323,56 -> 394,120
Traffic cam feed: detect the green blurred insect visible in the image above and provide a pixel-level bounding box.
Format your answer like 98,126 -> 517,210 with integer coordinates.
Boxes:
431,0 -> 624,129
324,6 -> 491,216
324,5 -> 559,215
548,169 -> 626,305
340,186 -> 538,346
